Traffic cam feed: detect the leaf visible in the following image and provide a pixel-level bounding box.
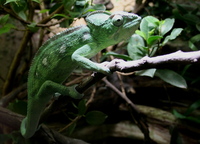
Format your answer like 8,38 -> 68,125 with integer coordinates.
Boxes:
160,18 -> 175,36
189,41 -> 198,51
51,14 -> 70,19
196,23 -> 200,32
136,68 -> 156,78
172,109 -> 186,119
7,100 -> 27,115
139,17 -> 149,40
103,51 -> 132,61
145,16 -> 160,26
189,34 -> 200,51
127,34 -> 146,60
39,9 -> 49,13
27,22 -> 39,32
4,0 -> 18,5
0,14 -> 9,25
65,122 -> 77,135
86,111 -> 107,125
10,0 -> 28,20
173,109 -> 200,124
0,23 -> 16,35
84,4 -> 106,12
183,13 -> 200,26
135,30 -> 146,39
162,28 -> 183,45
140,16 -> 160,40
155,69 -> 187,88
78,99 -> 87,116
147,35 -> 163,46
185,99 -> 200,116
32,0 -> 40,3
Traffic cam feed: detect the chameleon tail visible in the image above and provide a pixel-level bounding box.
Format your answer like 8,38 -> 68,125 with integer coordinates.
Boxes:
20,97 -> 49,138
20,81 -> 83,138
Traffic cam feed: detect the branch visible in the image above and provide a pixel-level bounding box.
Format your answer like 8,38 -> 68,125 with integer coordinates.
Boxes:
108,50 -> 200,73
0,83 -> 27,107
76,50 -> 200,93
0,107 -> 88,144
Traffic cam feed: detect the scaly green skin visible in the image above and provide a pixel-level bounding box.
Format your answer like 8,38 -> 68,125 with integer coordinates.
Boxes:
20,11 -> 141,138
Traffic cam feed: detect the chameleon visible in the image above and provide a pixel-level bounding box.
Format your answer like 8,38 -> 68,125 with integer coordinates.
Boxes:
20,10 -> 141,138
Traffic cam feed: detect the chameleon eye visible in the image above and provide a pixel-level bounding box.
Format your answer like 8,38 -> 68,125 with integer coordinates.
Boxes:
112,15 -> 124,27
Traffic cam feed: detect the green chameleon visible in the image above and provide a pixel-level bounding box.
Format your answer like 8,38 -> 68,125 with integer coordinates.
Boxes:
20,10 -> 141,138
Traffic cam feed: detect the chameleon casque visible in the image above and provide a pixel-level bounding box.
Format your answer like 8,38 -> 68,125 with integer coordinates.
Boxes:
20,11 -> 141,138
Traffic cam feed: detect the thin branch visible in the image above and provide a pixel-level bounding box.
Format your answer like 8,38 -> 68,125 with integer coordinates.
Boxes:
0,107 -> 88,144
109,50 -> 200,73
102,78 -> 138,112
102,78 -> 154,143
2,30 -> 33,95
0,83 -> 27,107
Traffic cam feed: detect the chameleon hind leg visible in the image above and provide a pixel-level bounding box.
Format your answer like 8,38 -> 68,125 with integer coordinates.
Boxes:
20,80 -> 83,138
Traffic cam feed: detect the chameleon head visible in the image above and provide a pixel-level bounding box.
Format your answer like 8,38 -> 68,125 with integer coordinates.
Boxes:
86,11 -> 141,44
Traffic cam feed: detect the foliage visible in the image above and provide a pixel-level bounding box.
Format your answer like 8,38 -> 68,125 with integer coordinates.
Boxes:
129,16 -> 186,88
0,0 -> 105,34
107,15 -> 186,88
141,0 -> 200,50
66,99 -> 107,135
173,99 -> 200,124
78,99 -> 107,125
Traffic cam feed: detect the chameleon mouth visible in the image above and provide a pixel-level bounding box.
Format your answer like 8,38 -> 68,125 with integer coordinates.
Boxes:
124,16 -> 141,29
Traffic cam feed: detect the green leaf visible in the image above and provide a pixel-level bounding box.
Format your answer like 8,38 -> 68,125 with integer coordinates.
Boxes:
103,51 -> 132,61
51,14 -> 70,19
183,13 -> 200,25
4,0 -> 18,5
136,68 -> 156,78
0,23 -> 16,35
84,4 -> 106,12
140,16 -> 159,40
39,9 -> 49,13
0,14 -> 9,25
10,0 -> 27,20
189,34 -> 200,51
78,99 -> 87,116
155,69 -> 187,88
135,30 -> 146,39
160,18 -> 175,36
127,34 -> 146,60
185,99 -> 200,116
145,16 -> 160,26
139,17 -> 149,40
196,23 -> 200,32
32,0 -> 40,3
147,35 -> 163,46
172,109 -> 186,119
173,109 -> 200,124
86,111 -> 107,125
65,122 -> 76,135
27,22 -> 39,32
7,100 -> 27,115
162,28 -> 183,45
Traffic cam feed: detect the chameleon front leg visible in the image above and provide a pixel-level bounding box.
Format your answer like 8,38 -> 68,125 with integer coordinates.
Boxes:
21,80 -> 83,138
72,44 -> 111,74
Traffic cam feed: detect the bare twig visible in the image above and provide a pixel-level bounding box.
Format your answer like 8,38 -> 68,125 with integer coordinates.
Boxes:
75,50 -> 200,94
108,50 -> 200,73
0,83 -> 27,107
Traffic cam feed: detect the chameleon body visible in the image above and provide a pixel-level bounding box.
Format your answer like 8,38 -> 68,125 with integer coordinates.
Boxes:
20,11 -> 141,138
